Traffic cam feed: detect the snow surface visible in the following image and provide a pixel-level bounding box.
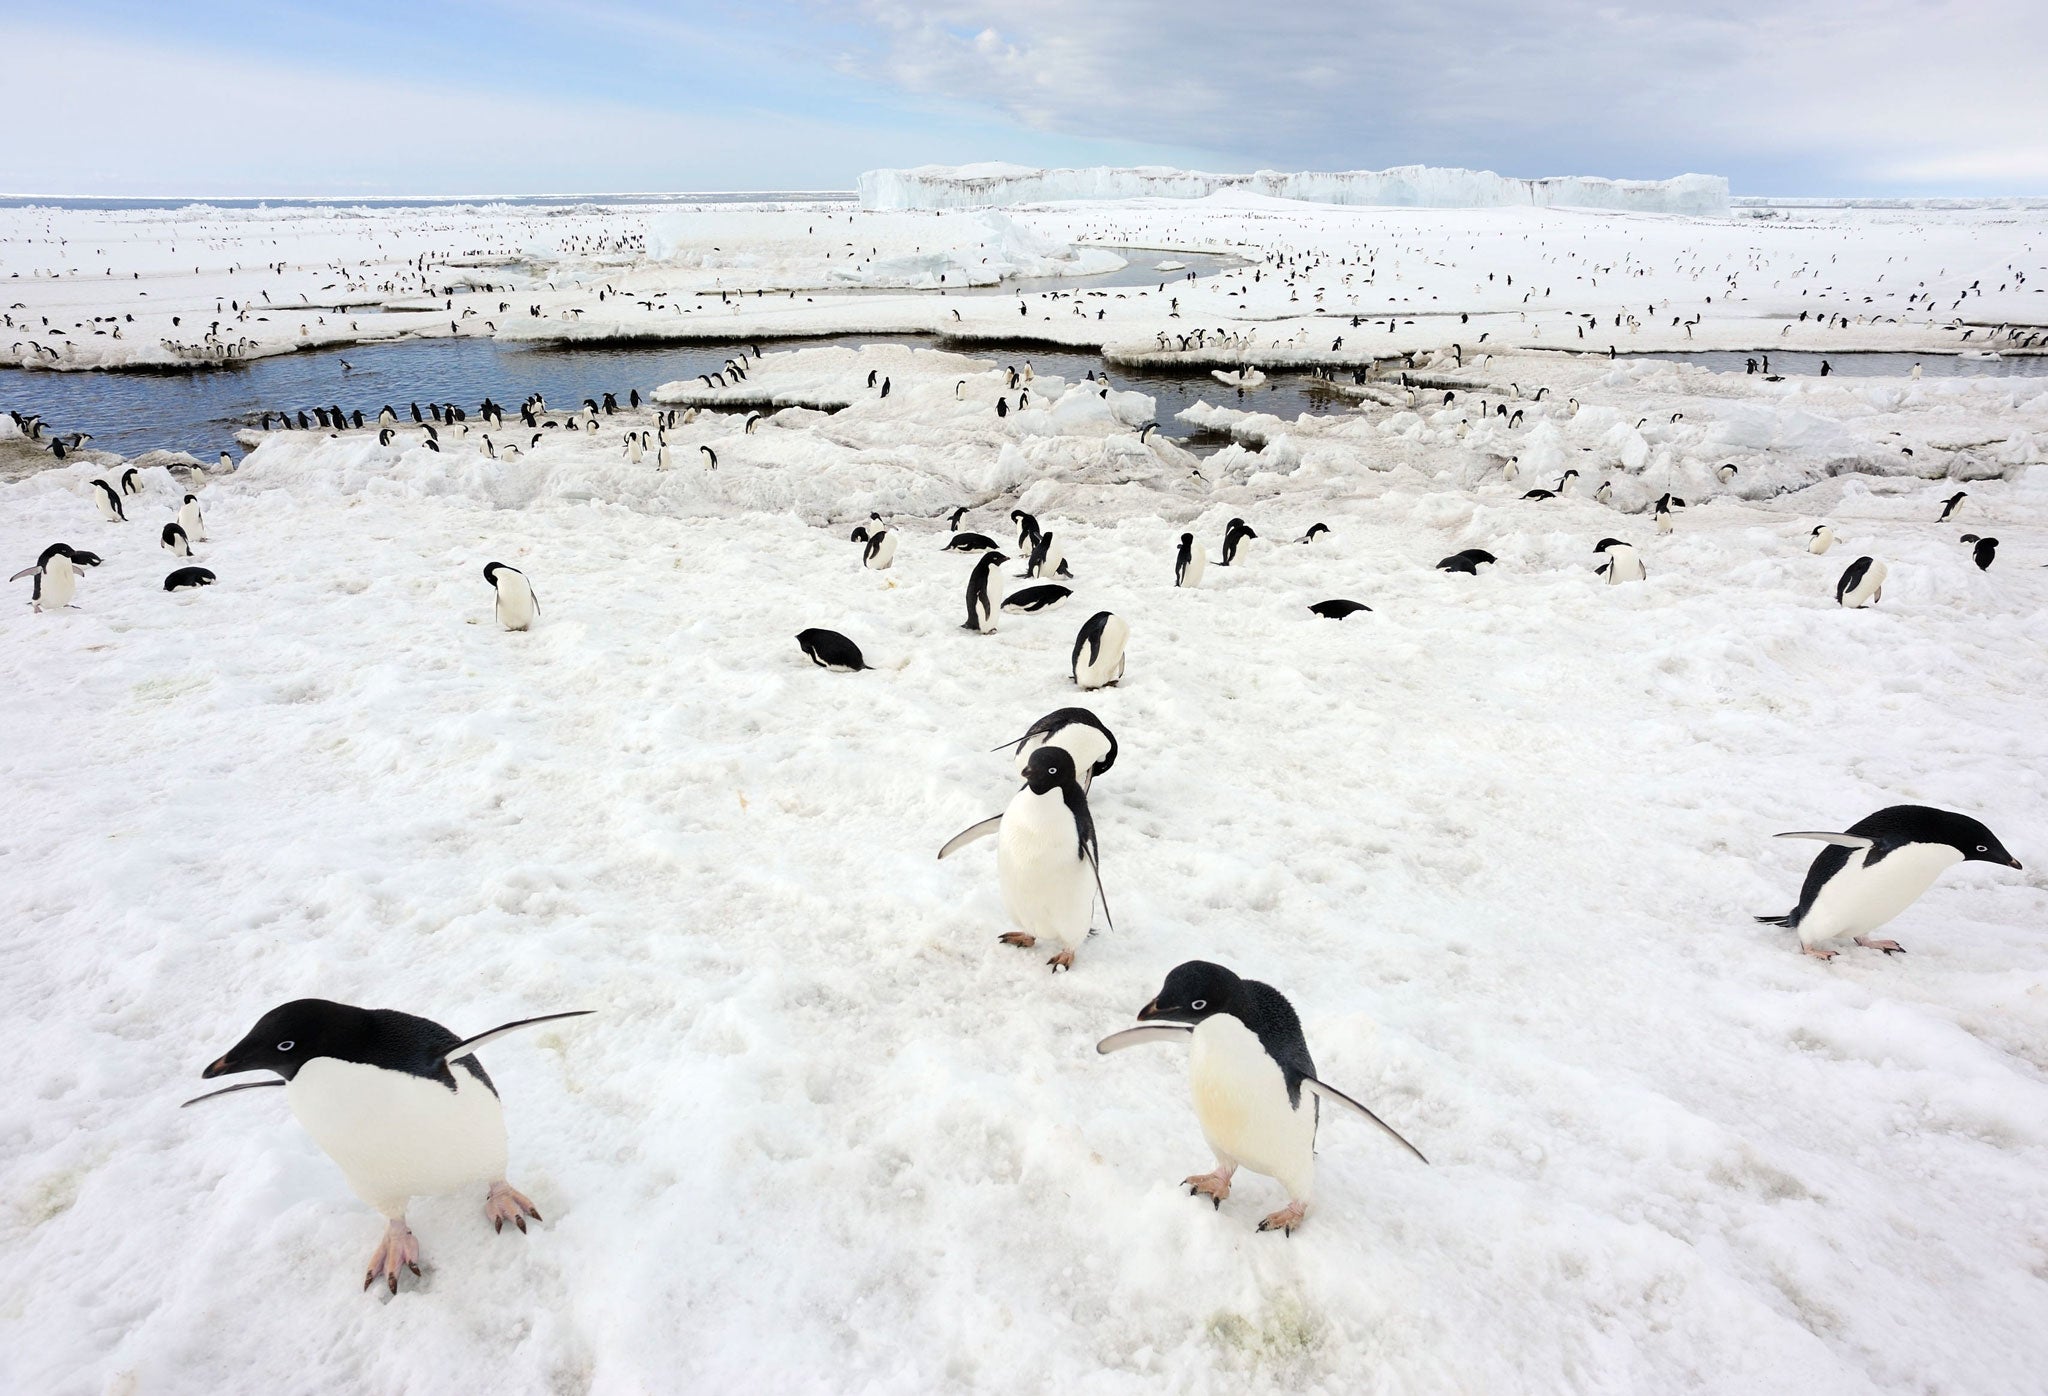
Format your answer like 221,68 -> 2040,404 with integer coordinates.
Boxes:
3,198 -> 2047,1396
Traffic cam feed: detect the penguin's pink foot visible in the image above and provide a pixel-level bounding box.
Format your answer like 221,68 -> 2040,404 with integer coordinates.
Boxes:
1801,945 -> 1838,961
1257,1201 -> 1307,1235
363,1219 -> 420,1294
1184,1168 -> 1234,1209
1046,949 -> 1075,972
485,1181 -> 540,1234
998,932 -> 1038,949
1855,937 -> 1906,955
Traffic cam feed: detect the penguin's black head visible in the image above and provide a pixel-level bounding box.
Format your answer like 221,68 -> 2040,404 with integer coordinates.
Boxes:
850,526 -> 869,543
202,998 -> 364,1082
1594,537 -> 1628,553
1137,960 -> 1242,1024
1179,532 -> 1194,546
1022,745 -> 1077,794
983,551 -> 1010,568
1933,812 -> 2022,868
483,561 -> 509,587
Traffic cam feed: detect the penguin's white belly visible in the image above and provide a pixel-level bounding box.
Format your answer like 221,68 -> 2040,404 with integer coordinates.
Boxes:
42,561 -> 78,609
1019,727 -> 1111,791
288,1058 -> 507,1216
1606,547 -> 1645,584
178,503 -> 205,540
1842,562 -> 1885,608
1189,1017 -> 1315,1197
1810,531 -> 1833,555
997,789 -> 1094,950
495,577 -> 536,630
866,534 -> 897,570
1032,541 -> 1066,578
974,573 -> 1004,632
95,493 -> 120,521
1801,843 -> 1962,945
1075,617 -> 1128,689
1178,551 -> 1204,588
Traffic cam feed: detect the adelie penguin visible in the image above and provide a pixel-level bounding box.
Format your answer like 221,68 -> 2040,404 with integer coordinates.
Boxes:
12,543 -> 81,612
1308,599 -> 1370,619
1296,523 -> 1329,545
164,566 -> 216,592
1025,530 -> 1070,580
184,1000 -> 591,1293
90,479 -> 126,522
1174,533 -> 1205,589
118,467 -> 143,496
1969,536 -> 1998,571
178,493 -> 207,542
1219,518 -> 1257,566
483,562 -> 539,631
161,522 -> 192,556
1808,524 -> 1835,555
1436,548 -> 1496,575
963,551 -> 1009,633
796,628 -> 867,672
993,707 -> 1116,791
1835,556 -> 1885,608
937,745 -> 1110,972
1071,611 -> 1128,690
946,505 -> 970,531
1756,805 -> 2020,959
1652,493 -> 1684,535
1004,584 -> 1071,614
1593,537 -> 1645,584
1937,491 -> 1967,522
943,532 -> 999,553
1011,510 -> 1042,553
1096,961 -> 1427,1234
850,526 -> 896,571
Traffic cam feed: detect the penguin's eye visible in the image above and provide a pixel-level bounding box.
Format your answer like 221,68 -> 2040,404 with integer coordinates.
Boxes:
1976,845 -> 1988,853
1191,999 -> 1207,1011
277,1040 -> 295,1051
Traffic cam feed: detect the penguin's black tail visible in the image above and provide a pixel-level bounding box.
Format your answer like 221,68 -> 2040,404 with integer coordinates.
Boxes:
1754,913 -> 1794,927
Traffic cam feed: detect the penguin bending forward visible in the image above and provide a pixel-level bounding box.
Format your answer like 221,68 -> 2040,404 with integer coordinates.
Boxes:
483,562 -> 539,630
11,543 -> 81,612
1096,961 -> 1427,1234
1072,611 -> 1128,689
993,706 -> 1117,790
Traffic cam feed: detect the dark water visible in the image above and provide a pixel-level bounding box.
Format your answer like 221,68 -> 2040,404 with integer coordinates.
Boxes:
2,334 -> 1354,462
1623,349 -> 2048,378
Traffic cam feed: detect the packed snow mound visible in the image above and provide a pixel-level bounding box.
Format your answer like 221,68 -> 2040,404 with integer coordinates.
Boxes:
859,164 -> 1731,217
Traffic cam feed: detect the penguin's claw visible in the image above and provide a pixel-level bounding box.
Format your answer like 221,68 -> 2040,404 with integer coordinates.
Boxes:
1801,946 -> 1839,961
1046,950 -> 1075,972
1256,1202 -> 1307,1235
1183,1169 -> 1233,1207
485,1181 -> 541,1235
363,1219 -> 420,1294
1855,937 -> 1906,955
998,932 -> 1037,949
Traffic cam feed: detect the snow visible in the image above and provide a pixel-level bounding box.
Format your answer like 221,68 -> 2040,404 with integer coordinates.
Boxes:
3,194 -> 2048,1396
858,164 -> 1731,217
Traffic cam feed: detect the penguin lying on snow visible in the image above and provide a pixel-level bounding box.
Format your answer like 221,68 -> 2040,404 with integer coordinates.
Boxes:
12,544 -> 81,612
1835,556 -> 1885,608
1308,599 -> 1370,619
938,746 -> 1110,971
483,562 -> 539,630
1072,611 -> 1128,690
1296,523 -> 1329,545
1756,806 -> 2020,959
185,1000 -> 591,1293
164,566 -> 216,592
943,532 -> 999,553
1435,548 -> 1496,574
1096,961 -> 1427,1235
796,628 -> 867,672
993,707 -> 1117,791
1003,584 -> 1071,613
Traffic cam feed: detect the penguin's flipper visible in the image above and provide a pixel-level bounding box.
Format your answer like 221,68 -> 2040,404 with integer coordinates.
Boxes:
1773,831 -> 1876,849
181,1079 -> 286,1108
986,735 -> 1027,755
1087,846 -> 1114,934
938,816 -> 1003,860
1095,1024 -> 1194,1054
436,1009 -> 595,1066
1304,1079 -> 1430,1165
9,567 -> 44,582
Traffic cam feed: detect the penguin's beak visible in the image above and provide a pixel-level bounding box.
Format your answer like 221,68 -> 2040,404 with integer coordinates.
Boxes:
201,1054 -> 234,1078
1135,998 -> 1161,1021
2010,858 -> 2025,870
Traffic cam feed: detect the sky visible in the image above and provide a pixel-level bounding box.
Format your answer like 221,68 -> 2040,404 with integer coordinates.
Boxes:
4,0 -> 2044,197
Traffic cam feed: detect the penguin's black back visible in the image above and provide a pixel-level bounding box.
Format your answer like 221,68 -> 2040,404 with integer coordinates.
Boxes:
1231,978 -> 1317,1107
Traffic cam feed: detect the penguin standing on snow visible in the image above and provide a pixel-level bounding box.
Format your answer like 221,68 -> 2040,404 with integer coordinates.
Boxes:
1969,536 -> 1998,571
1652,493 -> 1683,534
1011,510 -> 1042,553
1809,525 -> 1835,555
1174,533 -> 1205,589
1096,961 -> 1427,1235
90,479 -> 126,522
11,544 -> 81,612
119,467 -> 143,496
937,745 -> 1110,972
1219,518 -> 1257,565
964,550 -> 1009,633
1755,806 -> 2020,959
178,494 -> 207,542
1835,556 -> 1886,608
1594,537 -> 1645,584
850,526 -> 896,571
1025,530 -> 1070,580
483,562 -> 539,630
992,706 -> 1117,790
796,628 -> 867,672
1937,491 -> 1967,522
183,1000 -> 591,1292
161,522 -> 192,556
1296,523 -> 1329,545
1072,611 -> 1128,690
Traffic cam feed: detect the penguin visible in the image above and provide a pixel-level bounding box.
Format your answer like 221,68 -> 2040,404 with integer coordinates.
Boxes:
946,505 -> 970,531
1095,961 -> 1427,1235
1174,533 -> 1205,589
1937,491 -> 1967,522
964,551 -> 1009,633
1652,493 -> 1684,535
1594,480 -> 1614,505
993,707 -> 1117,790
850,526 -> 896,571
219,450 -> 234,472
1071,611 -> 1128,690
1593,537 -> 1645,584
1307,599 -> 1370,619
161,522 -> 192,556
1219,518 -> 1257,566
163,566 -> 216,592
936,745 -> 1109,972
1970,536 -> 1998,571
1025,531 -> 1069,580
183,999 -> 591,1293
1717,463 -> 1739,482
700,446 -> 718,469
90,479 -> 126,522
119,467 -> 143,496
11,543 -> 80,612
1296,523 -> 1328,545
178,494 -> 207,542
483,562 -> 539,630
796,627 -> 867,672
1435,548 -> 1496,574
1835,556 -> 1885,608
1809,524 -> 1835,555
1012,510 -> 1042,553
1003,584 -> 1072,614
1755,806 -> 2021,959
943,532 -> 1000,553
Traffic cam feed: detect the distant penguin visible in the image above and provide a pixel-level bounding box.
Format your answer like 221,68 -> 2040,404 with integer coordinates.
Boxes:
178,494 -> 207,541
1594,480 -> 1614,505
947,505 -> 970,531
11,543 -> 80,612
163,566 -> 216,592
1756,806 -> 2021,959
219,450 -> 234,472
183,999 -> 590,1292
1174,533 -> 1205,589
850,526 -> 896,571
1436,548 -> 1496,574
964,551 -> 1009,632
1004,584 -> 1072,613
119,467 -> 142,496
1835,556 -> 1885,608
700,446 -> 718,469
994,706 -> 1117,790
1071,611 -> 1128,690
1970,536 -> 1998,571
1308,599 -> 1371,619
796,628 -> 867,672
1296,523 -> 1328,545
1026,530 -> 1068,580
161,522 -> 192,556
1809,524 -> 1835,555
1096,961 -> 1427,1234
90,479 -> 125,522
1593,537 -> 1645,584
937,745 -> 1109,972
1717,463 -> 1739,482
1937,491 -> 1967,522
1012,510 -> 1042,553
483,562 -> 539,630
1219,518 -> 1257,566
1652,493 -> 1684,535
944,532 -> 999,553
